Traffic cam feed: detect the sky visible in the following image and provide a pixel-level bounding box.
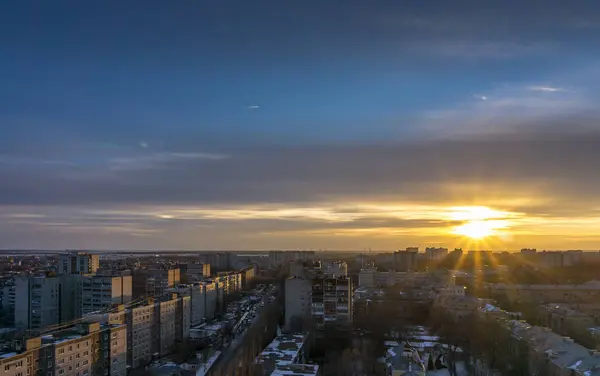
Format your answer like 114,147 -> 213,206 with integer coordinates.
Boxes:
2,1 -> 600,250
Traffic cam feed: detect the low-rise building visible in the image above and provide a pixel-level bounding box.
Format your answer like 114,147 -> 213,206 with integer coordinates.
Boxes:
508,320 -> 600,376
255,334 -> 313,375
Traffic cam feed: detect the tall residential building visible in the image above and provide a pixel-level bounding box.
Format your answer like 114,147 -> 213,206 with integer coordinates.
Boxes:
88,295 -> 191,369
0,321 -> 127,376
170,282 -> 217,325
132,268 -> 180,299
240,265 -> 256,289
14,275 -> 61,330
284,277 -> 312,332
394,248 -> 419,271
285,276 -> 353,331
185,263 -> 211,281
81,275 -> 132,315
312,277 -> 352,329
58,252 -> 100,275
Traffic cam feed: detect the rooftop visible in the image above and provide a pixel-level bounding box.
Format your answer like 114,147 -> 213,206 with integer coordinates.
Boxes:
270,364 -> 319,376
256,334 -> 308,367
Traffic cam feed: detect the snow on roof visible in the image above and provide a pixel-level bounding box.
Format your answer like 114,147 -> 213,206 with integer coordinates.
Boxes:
270,364 -> 319,376
256,334 -> 307,367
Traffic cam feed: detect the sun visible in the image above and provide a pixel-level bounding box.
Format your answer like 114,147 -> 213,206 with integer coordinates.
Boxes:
447,206 -> 513,240
453,220 -> 495,239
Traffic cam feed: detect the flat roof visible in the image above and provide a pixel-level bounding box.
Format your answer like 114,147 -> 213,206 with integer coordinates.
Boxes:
256,334 -> 307,367
270,364 -> 319,376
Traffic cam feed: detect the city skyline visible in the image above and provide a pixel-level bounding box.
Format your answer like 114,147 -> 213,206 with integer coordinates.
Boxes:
2,2 -> 600,250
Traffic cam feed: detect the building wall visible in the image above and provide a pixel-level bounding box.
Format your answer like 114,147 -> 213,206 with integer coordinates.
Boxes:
128,303 -> 156,368
81,276 -> 132,315
285,277 -> 312,331
54,338 -> 94,376
108,326 -> 128,376
14,276 -> 62,330
158,299 -> 177,356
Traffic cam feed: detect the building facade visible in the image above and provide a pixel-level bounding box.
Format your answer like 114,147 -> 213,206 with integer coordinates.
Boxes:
81,275 -> 132,315
58,252 -> 100,275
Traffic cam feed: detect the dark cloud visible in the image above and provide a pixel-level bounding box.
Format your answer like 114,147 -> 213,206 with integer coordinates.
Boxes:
2,130 -> 600,213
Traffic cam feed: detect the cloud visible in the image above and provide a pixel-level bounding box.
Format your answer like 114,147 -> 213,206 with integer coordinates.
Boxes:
474,95 -> 488,101
528,86 -> 563,92
139,141 -> 149,148
246,105 -> 260,110
421,84 -> 591,137
108,152 -> 229,171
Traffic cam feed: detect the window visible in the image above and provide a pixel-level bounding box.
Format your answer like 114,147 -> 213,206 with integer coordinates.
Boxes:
58,349 -> 65,355
5,365 -> 10,371
59,370 -> 64,375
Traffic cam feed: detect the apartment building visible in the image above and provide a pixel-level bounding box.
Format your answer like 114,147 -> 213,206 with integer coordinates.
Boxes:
185,263 -> 211,281
284,276 -> 352,331
0,322 -> 127,376
14,275 -> 61,330
425,247 -> 448,261
240,266 -> 256,289
170,282 -> 217,325
89,295 -> 191,370
284,277 -> 312,332
81,275 -> 132,315
58,252 -> 100,275
323,261 -> 348,278
268,251 -> 315,267
394,248 -> 419,272
311,277 -> 353,329
131,268 -> 180,299
215,271 -> 242,296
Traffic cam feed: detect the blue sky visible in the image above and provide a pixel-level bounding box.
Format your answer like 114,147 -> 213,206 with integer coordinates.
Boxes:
2,1 -> 600,250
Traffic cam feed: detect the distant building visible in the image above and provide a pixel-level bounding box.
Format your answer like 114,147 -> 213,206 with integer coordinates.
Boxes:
132,267 -> 180,298
81,275 -> 132,315
324,261 -> 348,278
394,248 -> 419,272
488,280 -> 600,304
58,252 -> 99,274
185,263 -> 211,281
170,282 -> 218,325
240,265 -> 256,289
425,247 -> 448,261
